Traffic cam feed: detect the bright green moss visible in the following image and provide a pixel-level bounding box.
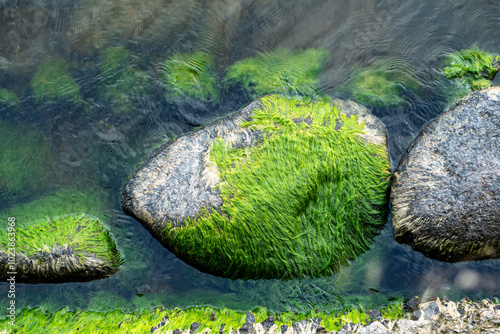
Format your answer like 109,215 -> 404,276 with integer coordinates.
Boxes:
0,120 -> 54,203
0,214 -> 120,265
31,58 -> 81,103
380,299 -> 404,320
444,45 -> 500,91
0,188 -> 122,276
164,95 -> 391,280
99,46 -> 151,115
0,88 -> 20,109
225,48 -> 328,100
342,59 -> 422,109
160,51 -> 220,103
0,305 -> 376,333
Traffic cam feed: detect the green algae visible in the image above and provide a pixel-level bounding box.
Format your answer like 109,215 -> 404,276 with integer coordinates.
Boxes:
0,188 -> 122,280
0,120 -> 54,204
225,47 -> 328,100
444,45 -> 500,91
99,46 -> 152,115
0,214 -> 120,265
0,304 -> 382,333
160,51 -> 220,104
380,298 -> 404,320
0,89 -> 20,110
30,58 -> 81,104
341,59 -> 422,109
164,95 -> 391,280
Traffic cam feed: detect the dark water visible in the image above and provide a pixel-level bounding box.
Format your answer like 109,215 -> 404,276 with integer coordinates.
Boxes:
1,0 -> 500,314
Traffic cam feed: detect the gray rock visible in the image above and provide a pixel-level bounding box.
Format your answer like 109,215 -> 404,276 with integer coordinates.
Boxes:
122,100 -> 263,236
122,96 -> 390,279
391,87 -> 500,262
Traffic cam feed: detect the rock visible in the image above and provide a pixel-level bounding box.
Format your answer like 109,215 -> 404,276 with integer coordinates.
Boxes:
391,87 -> 500,262
358,321 -> 391,334
122,95 -> 390,279
0,188 -> 122,283
239,312 -> 256,333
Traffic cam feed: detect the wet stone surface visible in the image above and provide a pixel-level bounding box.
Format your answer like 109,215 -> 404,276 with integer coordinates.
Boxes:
391,87 -> 500,262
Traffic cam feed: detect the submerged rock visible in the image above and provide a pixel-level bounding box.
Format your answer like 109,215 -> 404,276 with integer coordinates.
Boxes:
0,189 -> 122,283
122,95 -> 391,280
391,87 -> 500,262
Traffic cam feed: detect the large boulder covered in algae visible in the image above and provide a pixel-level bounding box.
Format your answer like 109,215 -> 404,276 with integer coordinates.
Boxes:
122,95 -> 391,280
391,87 -> 500,262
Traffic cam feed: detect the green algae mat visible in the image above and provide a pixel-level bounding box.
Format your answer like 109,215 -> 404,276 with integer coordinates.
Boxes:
123,95 -> 391,280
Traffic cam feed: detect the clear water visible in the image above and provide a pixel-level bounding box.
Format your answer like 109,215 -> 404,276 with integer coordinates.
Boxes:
1,0 -> 499,314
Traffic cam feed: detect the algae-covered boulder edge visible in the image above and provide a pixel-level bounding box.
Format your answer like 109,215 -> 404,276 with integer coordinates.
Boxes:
122,95 -> 391,280
0,189 -> 123,283
391,87 -> 500,262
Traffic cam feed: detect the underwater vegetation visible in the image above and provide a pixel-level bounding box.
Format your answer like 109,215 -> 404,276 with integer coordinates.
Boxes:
0,88 -> 20,111
443,45 -> 500,91
164,95 -> 391,280
99,46 -> 152,115
339,59 -> 422,110
0,120 -> 54,206
225,48 -> 328,100
30,58 -> 82,104
159,51 -> 220,104
0,302 -> 405,333
0,188 -> 122,282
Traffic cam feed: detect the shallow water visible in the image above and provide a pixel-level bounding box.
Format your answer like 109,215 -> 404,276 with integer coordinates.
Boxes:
0,0 -> 499,315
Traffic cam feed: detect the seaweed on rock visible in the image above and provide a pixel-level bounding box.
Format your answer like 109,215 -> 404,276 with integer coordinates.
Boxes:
0,188 -> 122,283
30,58 -> 82,104
339,59 -> 422,110
443,45 -> 500,91
163,95 -> 391,280
0,304 -> 390,333
0,88 -> 20,112
159,51 -> 220,104
225,48 -> 328,100
99,46 -> 152,115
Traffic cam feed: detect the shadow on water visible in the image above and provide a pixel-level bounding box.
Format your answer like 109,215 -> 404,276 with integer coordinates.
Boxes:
0,0 -> 499,314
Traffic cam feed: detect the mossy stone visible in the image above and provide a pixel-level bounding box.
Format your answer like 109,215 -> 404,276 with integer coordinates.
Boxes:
443,45 -> 500,91
0,88 -> 20,111
225,48 -> 328,100
122,95 -> 390,280
30,58 -> 81,104
341,59 -> 422,109
0,188 -> 122,283
99,46 -> 151,115
160,51 -> 220,104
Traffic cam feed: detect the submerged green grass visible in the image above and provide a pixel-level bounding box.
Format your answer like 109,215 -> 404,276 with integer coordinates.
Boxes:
0,303 -> 398,333
164,95 -> 391,280
99,46 -> 151,115
0,188 -> 122,276
0,89 -> 20,110
444,45 -> 500,91
341,59 -> 422,109
30,58 -> 81,103
160,51 -> 220,104
225,48 -> 328,100
0,214 -> 120,265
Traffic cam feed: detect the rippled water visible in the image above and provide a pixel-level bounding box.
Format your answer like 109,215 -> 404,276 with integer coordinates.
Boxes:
1,0 -> 499,314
